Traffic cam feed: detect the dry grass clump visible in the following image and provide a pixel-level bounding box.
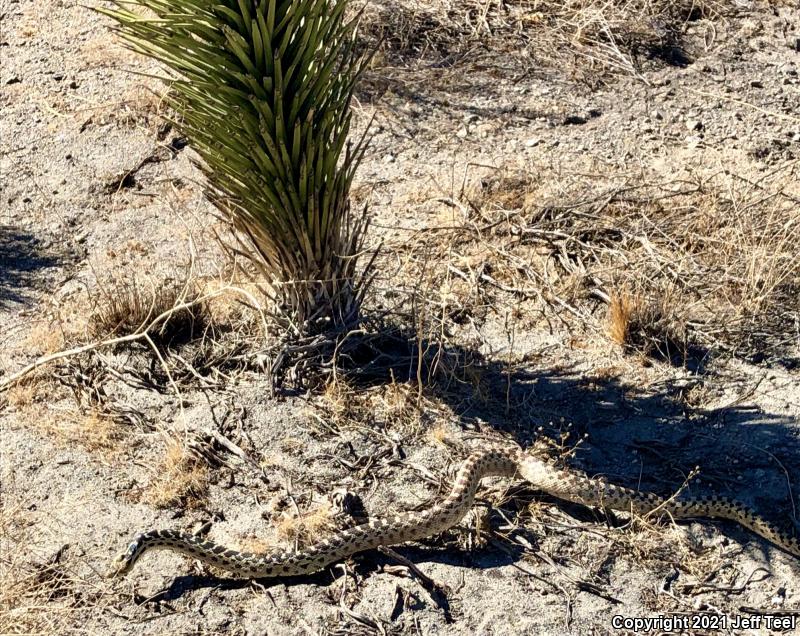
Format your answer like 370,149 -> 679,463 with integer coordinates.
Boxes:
23,322 -> 66,357
375,380 -> 419,422
607,287 -> 692,364
321,379 -> 361,425
144,439 -> 209,509
3,369 -> 125,453
527,0 -> 729,79
0,504 -> 55,635
195,275 -> 265,327
275,501 -> 340,547
4,371 -> 52,412
89,271 -> 208,346
32,408 -> 125,453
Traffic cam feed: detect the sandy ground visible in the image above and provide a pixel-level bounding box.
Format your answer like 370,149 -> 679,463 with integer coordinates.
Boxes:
1,1 -> 799,634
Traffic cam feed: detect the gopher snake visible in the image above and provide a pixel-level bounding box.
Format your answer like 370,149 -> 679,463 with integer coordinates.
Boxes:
110,445 -> 799,578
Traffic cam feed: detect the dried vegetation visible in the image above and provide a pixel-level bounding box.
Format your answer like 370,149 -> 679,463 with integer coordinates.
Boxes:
0,493 -> 112,635
88,270 -> 207,345
358,0 -> 742,85
143,438 -> 210,509
380,163 -> 799,370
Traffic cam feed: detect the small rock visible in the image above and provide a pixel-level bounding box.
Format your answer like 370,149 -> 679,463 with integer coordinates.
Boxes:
382,154 -> 395,163
525,138 -> 541,148
686,119 -> 703,132
651,110 -> 664,120
475,123 -> 493,138
5,76 -> 20,85
455,126 -> 468,139
750,80 -> 764,88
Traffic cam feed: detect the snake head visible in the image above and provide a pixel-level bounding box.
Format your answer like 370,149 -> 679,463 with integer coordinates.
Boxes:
107,543 -> 138,578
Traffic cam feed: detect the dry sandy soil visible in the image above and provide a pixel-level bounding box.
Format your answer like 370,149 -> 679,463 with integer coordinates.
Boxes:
2,0 -> 800,634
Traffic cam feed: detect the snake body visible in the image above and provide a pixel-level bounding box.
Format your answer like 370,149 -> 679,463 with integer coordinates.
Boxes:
110,446 -> 799,578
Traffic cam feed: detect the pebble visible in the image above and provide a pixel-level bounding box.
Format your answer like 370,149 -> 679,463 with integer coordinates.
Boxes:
685,119 -> 703,131
475,123 -> 493,138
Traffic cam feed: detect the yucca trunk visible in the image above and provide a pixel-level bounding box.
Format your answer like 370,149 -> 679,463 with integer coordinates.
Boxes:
101,0 -> 372,333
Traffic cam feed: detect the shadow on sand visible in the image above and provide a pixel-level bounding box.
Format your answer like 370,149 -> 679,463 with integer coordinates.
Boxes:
0,225 -> 69,309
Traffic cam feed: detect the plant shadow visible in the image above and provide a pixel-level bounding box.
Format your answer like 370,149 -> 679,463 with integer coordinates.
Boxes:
0,225 -> 71,310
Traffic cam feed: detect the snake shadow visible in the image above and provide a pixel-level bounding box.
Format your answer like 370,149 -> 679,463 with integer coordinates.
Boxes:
141,551 -> 461,619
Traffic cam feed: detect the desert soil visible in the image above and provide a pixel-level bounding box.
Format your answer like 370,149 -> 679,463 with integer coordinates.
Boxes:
1,1 -> 799,635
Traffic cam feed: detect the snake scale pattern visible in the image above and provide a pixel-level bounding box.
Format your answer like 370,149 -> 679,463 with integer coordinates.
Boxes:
110,445 -> 799,578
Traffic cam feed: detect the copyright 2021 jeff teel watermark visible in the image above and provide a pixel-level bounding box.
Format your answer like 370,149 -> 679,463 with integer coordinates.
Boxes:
611,613 -> 798,632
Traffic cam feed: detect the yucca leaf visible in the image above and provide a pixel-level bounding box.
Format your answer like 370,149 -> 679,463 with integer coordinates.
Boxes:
212,5 -> 246,32
265,0 -> 276,40
236,0 -> 253,38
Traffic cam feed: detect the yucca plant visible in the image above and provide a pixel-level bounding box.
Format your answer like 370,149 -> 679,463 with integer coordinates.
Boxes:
100,0 -> 374,335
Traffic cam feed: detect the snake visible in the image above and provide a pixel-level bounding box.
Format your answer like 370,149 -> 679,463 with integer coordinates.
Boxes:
109,444 -> 799,578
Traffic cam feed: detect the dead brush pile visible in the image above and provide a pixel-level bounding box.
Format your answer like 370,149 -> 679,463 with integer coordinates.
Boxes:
357,0 -> 743,81
88,271 -> 207,346
389,163 -> 799,369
